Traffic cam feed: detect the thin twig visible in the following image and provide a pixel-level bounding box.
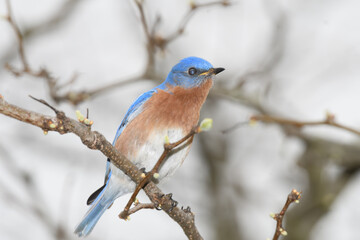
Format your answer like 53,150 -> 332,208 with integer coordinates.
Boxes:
135,0 -> 151,42
167,0 -> 231,44
271,189 -> 301,240
29,95 -> 59,113
126,203 -> 156,217
119,126 -> 200,219
251,114 -> 360,136
5,0 -> 29,71
3,1 -> 145,105
134,0 -> 231,76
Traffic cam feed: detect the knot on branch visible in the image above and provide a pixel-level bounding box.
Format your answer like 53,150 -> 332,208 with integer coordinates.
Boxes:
81,131 -> 104,150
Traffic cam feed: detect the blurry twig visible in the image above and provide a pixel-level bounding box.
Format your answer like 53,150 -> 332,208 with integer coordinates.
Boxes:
1,0 -> 83,66
166,0 -> 231,44
134,0 -> 231,76
0,144 -> 69,240
4,0 -> 144,105
5,0 -> 29,71
251,113 -> 360,136
271,189 -> 301,240
223,112 -> 360,137
4,0 -> 230,105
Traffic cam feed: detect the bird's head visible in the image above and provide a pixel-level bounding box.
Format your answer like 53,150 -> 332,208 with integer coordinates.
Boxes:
163,56 -> 225,89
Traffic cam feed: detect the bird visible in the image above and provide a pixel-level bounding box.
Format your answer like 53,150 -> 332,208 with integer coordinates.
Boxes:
74,56 -> 225,237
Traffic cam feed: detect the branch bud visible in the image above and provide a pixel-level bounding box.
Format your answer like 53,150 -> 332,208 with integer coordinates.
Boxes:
153,172 -> 159,179
249,118 -> 257,126
75,110 -> 85,122
325,110 -> 335,122
280,228 -> 288,236
199,118 -> 213,132
164,135 -> 170,145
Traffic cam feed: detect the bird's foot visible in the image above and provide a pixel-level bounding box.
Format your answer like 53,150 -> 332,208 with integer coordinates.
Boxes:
181,206 -> 191,213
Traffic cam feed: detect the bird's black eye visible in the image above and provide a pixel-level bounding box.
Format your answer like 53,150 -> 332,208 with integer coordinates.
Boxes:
188,67 -> 197,76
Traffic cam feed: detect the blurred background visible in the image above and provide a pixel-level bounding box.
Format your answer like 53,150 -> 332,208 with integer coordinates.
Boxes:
1,0 -> 360,239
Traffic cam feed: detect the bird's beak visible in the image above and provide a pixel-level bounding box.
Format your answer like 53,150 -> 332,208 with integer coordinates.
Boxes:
200,67 -> 225,76
213,67 -> 225,75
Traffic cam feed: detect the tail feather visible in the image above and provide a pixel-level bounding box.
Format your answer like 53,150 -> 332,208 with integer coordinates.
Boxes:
74,191 -> 115,237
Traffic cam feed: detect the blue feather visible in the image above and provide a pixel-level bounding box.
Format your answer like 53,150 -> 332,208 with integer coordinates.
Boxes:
75,172 -> 114,237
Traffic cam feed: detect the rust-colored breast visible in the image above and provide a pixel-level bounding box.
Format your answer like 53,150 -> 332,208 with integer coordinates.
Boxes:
115,79 -> 213,158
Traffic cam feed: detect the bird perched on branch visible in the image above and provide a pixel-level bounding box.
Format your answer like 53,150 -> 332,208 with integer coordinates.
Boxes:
75,56 -> 225,236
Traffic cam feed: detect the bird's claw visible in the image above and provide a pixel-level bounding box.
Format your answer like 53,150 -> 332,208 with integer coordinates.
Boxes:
181,206 -> 191,213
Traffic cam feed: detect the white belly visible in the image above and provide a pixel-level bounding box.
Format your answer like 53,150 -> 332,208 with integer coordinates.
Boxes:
108,128 -> 191,196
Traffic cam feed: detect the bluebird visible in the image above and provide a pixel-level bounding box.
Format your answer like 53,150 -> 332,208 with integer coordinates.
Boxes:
74,56 -> 225,237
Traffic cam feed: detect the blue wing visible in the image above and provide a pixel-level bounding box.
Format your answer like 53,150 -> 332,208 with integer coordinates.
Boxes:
104,82 -> 169,179
104,88 -> 157,177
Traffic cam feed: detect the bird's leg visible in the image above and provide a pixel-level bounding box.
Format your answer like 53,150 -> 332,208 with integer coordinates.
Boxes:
166,193 -> 178,212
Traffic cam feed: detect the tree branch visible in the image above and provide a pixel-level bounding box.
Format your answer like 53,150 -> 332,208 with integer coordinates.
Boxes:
5,0 -> 29,71
251,113 -> 360,136
0,96 -> 203,240
126,202 -> 156,218
3,0 -> 144,105
134,0 -> 231,76
271,189 -> 301,240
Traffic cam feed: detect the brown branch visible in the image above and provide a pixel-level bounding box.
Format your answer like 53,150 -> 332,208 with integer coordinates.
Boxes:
135,0 -> 151,42
271,189 -> 301,240
126,202 -> 156,218
134,0 -> 231,76
251,113 -> 360,137
0,0 -> 83,67
119,127 -> 199,219
5,0 -> 29,71
166,0 -> 231,44
4,0 -> 231,105
3,1 -> 144,105
0,96 -> 203,240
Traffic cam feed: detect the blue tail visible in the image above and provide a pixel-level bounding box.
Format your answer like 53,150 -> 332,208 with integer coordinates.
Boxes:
74,189 -> 115,237
75,169 -> 116,237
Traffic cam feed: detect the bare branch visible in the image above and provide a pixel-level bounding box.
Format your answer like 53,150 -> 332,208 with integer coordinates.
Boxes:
0,96 -> 203,240
5,0 -> 29,71
126,203 -> 156,217
1,0 -> 83,66
135,0 -> 151,42
134,0 -> 231,76
251,113 -> 360,137
271,189 -> 301,240
3,1 -> 144,105
166,0 -> 232,44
